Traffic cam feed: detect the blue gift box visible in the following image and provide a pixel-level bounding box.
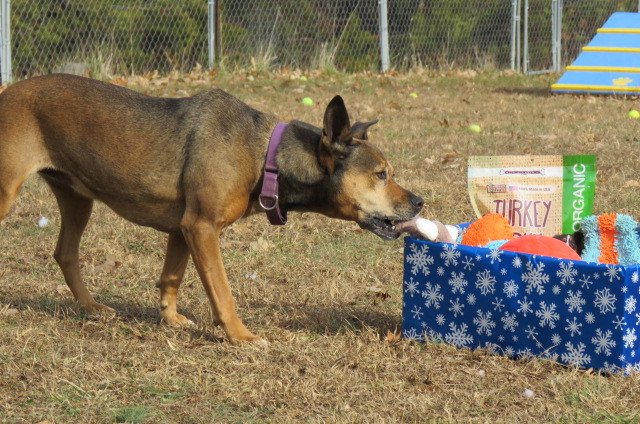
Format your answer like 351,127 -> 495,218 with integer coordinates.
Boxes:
402,236 -> 640,373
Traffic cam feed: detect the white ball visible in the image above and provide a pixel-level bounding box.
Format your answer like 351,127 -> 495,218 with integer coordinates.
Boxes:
522,389 -> 535,399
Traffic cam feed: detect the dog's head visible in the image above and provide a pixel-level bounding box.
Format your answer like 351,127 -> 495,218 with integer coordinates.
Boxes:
319,95 -> 424,240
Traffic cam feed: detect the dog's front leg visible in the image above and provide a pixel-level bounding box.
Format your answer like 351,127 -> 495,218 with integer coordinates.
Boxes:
180,214 -> 264,345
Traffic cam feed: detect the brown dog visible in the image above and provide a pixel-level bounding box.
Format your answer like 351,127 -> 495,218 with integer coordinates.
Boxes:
0,74 -> 423,344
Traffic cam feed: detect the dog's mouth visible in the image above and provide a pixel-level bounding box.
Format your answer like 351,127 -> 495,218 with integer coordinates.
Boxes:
358,216 -> 407,241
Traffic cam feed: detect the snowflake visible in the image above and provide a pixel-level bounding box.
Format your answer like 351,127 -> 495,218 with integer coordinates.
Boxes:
561,342 -> 591,367
440,244 -> 461,266
437,266 -> 445,276
404,277 -> 420,297
603,362 -> 621,374
406,243 -> 434,276
552,285 -> 561,295
518,348 -> 535,359
512,257 -> 522,268
543,351 -> 560,362
448,271 -> 468,294
604,265 -> 622,283
436,314 -> 445,325
522,261 -> 549,295
411,305 -> 424,320
556,262 -> 578,285
492,297 -> 505,312
486,248 -> 502,264
636,312 -> 640,326
565,290 -> 585,313
475,269 -> 496,296
445,322 -> 474,348
449,298 -> 465,317
613,315 -> 626,330
585,312 -> 596,324
565,317 -> 583,337
594,287 -> 617,314
633,271 -> 639,284
517,297 -> 533,317
403,327 -> 423,341
551,334 -> 562,346
624,328 -> 638,349
462,256 -> 475,270
579,274 -> 593,289
504,346 -> 516,357
467,293 -> 477,305
592,329 -> 615,356
476,254 -> 482,261
535,302 -> 560,328
501,268 -> 507,275
504,280 -> 518,298
422,283 -> 444,309
501,311 -> 518,332
525,325 -> 538,340
473,310 -> 496,336
625,295 -> 637,314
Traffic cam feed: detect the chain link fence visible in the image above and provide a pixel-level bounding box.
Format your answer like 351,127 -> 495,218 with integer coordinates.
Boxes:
0,0 -> 639,82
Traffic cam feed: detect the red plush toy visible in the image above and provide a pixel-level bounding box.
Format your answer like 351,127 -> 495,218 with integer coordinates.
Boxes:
499,235 -> 582,261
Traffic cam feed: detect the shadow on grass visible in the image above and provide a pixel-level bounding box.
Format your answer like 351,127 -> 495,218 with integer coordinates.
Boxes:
492,86 -> 552,97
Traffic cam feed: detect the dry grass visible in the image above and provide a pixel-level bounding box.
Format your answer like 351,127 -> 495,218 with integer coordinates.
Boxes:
2,69 -> 640,423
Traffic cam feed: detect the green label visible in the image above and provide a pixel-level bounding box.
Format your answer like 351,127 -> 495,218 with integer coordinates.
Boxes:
562,155 -> 596,234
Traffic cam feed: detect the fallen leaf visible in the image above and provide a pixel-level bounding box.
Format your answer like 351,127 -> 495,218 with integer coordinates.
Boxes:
385,330 -> 402,342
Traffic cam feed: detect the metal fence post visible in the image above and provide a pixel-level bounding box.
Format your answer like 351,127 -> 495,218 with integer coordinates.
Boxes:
208,0 -> 215,69
511,0 -> 521,72
378,0 -> 390,72
0,0 -> 12,84
551,0 -> 563,73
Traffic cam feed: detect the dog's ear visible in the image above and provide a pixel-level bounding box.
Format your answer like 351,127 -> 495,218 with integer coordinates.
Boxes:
320,95 -> 354,172
351,120 -> 378,141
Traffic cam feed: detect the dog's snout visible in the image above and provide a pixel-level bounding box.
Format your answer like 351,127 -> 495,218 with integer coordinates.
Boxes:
410,193 -> 424,210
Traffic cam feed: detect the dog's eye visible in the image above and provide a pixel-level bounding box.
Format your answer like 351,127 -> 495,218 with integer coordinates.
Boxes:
375,170 -> 387,180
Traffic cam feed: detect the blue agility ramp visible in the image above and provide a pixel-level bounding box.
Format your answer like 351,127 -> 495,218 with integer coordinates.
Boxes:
552,12 -> 640,95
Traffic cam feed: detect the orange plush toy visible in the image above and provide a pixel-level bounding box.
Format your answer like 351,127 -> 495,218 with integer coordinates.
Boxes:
461,213 -> 514,247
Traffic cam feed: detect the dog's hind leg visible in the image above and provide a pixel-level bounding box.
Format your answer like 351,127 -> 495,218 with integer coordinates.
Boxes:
156,232 -> 193,326
44,179 -> 114,315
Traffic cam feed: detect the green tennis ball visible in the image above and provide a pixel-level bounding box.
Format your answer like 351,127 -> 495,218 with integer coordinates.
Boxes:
301,97 -> 314,106
629,110 -> 640,119
300,76 -> 308,81
468,124 -> 482,133
409,92 -> 418,98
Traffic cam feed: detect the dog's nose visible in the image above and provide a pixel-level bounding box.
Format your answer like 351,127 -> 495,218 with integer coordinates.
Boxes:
410,194 -> 424,210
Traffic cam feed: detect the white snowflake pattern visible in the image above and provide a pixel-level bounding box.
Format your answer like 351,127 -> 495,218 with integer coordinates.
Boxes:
613,315 -> 626,330
501,311 -> 518,333
503,280 -> 518,298
462,256 -> 475,271
449,298 -> 464,317
512,256 -> 522,268
422,283 -> 444,309
624,328 -> 638,349
504,346 -> 515,357
556,262 -> 578,285
525,325 -> 538,340
500,268 -> 507,275
636,312 -> 640,326
406,243 -> 434,276
594,287 -> 617,314
565,317 -> 583,337
403,327 -> 422,341
436,314 -> 445,325
492,297 -> 505,312
561,342 -> 591,367
444,322 -> 474,348
404,277 -> 419,297
448,271 -> 468,294
473,310 -> 496,336
592,328 -> 615,356
579,274 -> 593,289
475,269 -> 496,296
552,285 -> 561,295
440,244 -> 461,266
551,334 -> 562,346
633,271 -> 639,284
467,293 -> 477,305
517,296 -> 533,316
625,295 -> 637,314
564,290 -> 585,313
486,248 -> 502,264
411,305 -> 424,320
518,348 -> 535,359
604,265 -> 622,283
535,302 -> 560,328
437,266 -> 445,276
585,312 -> 596,324
522,261 -> 550,295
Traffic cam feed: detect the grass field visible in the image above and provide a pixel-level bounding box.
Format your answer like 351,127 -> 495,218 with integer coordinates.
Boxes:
2,69 -> 640,423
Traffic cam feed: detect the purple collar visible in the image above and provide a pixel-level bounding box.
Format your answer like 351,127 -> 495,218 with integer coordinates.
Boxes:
259,122 -> 288,225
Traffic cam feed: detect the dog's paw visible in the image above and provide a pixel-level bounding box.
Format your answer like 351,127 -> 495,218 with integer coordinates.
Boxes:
161,311 -> 195,327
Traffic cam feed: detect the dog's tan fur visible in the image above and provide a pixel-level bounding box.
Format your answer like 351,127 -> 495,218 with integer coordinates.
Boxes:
0,74 -> 423,344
